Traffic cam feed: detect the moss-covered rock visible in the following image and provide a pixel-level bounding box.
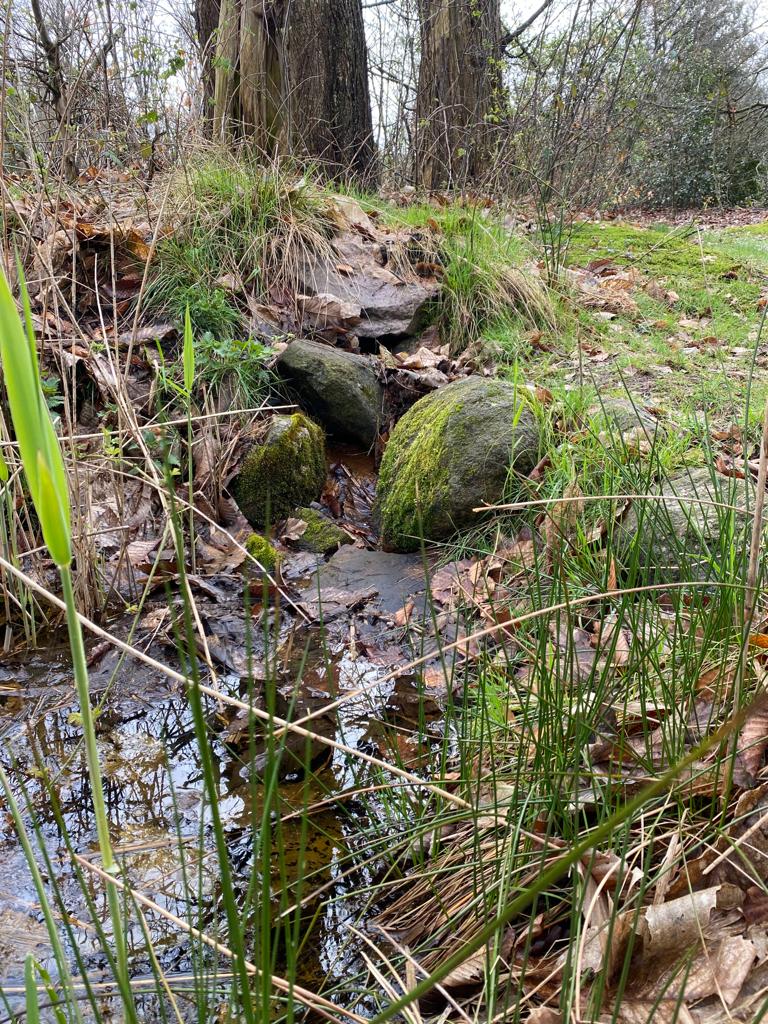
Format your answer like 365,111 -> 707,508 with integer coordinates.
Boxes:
234,413 -> 326,529
276,338 -> 384,446
244,533 -> 281,573
293,507 -> 351,554
376,376 -> 540,551
614,467 -> 755,582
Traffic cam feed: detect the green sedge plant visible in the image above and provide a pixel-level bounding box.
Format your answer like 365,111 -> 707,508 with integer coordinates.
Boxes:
183,305 -> 196,572
0,263 -> 136,1021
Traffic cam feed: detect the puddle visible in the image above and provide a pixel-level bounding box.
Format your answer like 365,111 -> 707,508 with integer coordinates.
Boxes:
0,541 -> 441,1014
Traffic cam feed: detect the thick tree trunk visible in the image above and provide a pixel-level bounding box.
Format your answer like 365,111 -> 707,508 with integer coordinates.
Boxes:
415,0 -> 504,190
212,0 -> 287,154
194,0 -> 221,131
285,0 -> 378,187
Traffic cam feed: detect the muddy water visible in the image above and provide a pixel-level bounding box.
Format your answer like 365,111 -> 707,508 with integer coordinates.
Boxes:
0,534 -> 445,1014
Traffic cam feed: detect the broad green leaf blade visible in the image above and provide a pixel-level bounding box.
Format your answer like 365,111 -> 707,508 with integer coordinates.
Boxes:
36,450 -> 72,567
0,263 -> 71,563
0,263 -> 44,504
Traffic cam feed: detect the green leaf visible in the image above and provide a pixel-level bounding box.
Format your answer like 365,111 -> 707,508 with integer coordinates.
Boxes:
0,449 -> 8,483
24,955 -> 41,1024
36,451 -> 71,567
0,263 -> 71,564
183,304 -> 195,394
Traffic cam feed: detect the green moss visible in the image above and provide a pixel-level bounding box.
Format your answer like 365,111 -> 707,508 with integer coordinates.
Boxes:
234,413 -> 326,529
293,507 -> 351,553
377,392 -> 461,551
567,222 -> 737,280
377,377 -> 540,551
244,533 -> 281,572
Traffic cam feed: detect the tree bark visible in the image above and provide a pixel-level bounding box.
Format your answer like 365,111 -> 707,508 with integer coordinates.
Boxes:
194,0 -> 221,131
285,0 -> 378,187
415,0 -> 504,190
212,0 -> 288,154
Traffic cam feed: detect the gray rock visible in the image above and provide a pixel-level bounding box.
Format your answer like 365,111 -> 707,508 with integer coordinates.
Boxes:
588,398 -> 667,450
376,376 -> 541,551
276,338 -> 384,447
614,467 -> 756,581
307,546 -> 427,616
298,232 -> 438,338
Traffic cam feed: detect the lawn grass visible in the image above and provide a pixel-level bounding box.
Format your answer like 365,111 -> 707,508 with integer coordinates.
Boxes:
478,218 -> 768,443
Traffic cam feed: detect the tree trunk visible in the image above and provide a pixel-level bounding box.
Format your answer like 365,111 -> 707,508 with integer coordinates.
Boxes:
415,0 -> 504,190
212,0 -> 287,154
285,0 -> 378,187
194,0 -> 221,132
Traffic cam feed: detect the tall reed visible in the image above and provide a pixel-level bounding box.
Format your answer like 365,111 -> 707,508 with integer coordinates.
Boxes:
0,262 -> 136,1020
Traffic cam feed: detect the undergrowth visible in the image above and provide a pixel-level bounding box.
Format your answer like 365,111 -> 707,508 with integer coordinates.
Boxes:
367,199 -> 555,353
145,153 -> 335,336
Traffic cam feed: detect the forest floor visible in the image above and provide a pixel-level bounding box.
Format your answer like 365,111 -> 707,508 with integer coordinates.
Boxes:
3,168 -> 768,1024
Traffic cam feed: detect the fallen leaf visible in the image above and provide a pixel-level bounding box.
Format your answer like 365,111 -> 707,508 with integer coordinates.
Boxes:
281,517 -> 308,542
297,292 -> 362,328
394,600 -> 415,626
607,557 -> 617,592
735,701 -> 768,785
398,346 -> 443,370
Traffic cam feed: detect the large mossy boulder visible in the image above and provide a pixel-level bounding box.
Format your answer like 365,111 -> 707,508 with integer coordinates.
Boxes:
276,338 -> 384,447
376,376 -> 540,551
233,413 -> 326,529
614,467 -> 755,581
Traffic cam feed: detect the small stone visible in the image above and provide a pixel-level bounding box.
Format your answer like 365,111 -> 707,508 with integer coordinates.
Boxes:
298,230 -> 439,338
292,507 -> 352,554
614,466 -> 755,582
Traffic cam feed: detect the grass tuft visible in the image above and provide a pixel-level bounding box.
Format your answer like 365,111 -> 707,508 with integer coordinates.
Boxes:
146,151 -> 335,336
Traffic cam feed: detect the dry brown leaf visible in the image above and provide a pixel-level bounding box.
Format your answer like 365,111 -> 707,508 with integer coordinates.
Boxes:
442,929 -> 514,987
422,664 -> 447,689
297,292 -> 362,328
394,600 -> 415,626
398,346 -> 443,370
680,935 -> 756,1004
642,884 -> 743,956
125,539 -> 160,567
281,517 -> 308,542
195,536 -> 248,572
735,702 -> 768,785
607,557 -> 617,592
527,1009 -> 562,1024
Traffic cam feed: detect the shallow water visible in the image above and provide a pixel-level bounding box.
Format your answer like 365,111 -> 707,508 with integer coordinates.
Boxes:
0,541 -> 443,1017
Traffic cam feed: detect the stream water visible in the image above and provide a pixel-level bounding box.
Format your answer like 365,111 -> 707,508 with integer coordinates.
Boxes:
0,450 -> 454,1018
